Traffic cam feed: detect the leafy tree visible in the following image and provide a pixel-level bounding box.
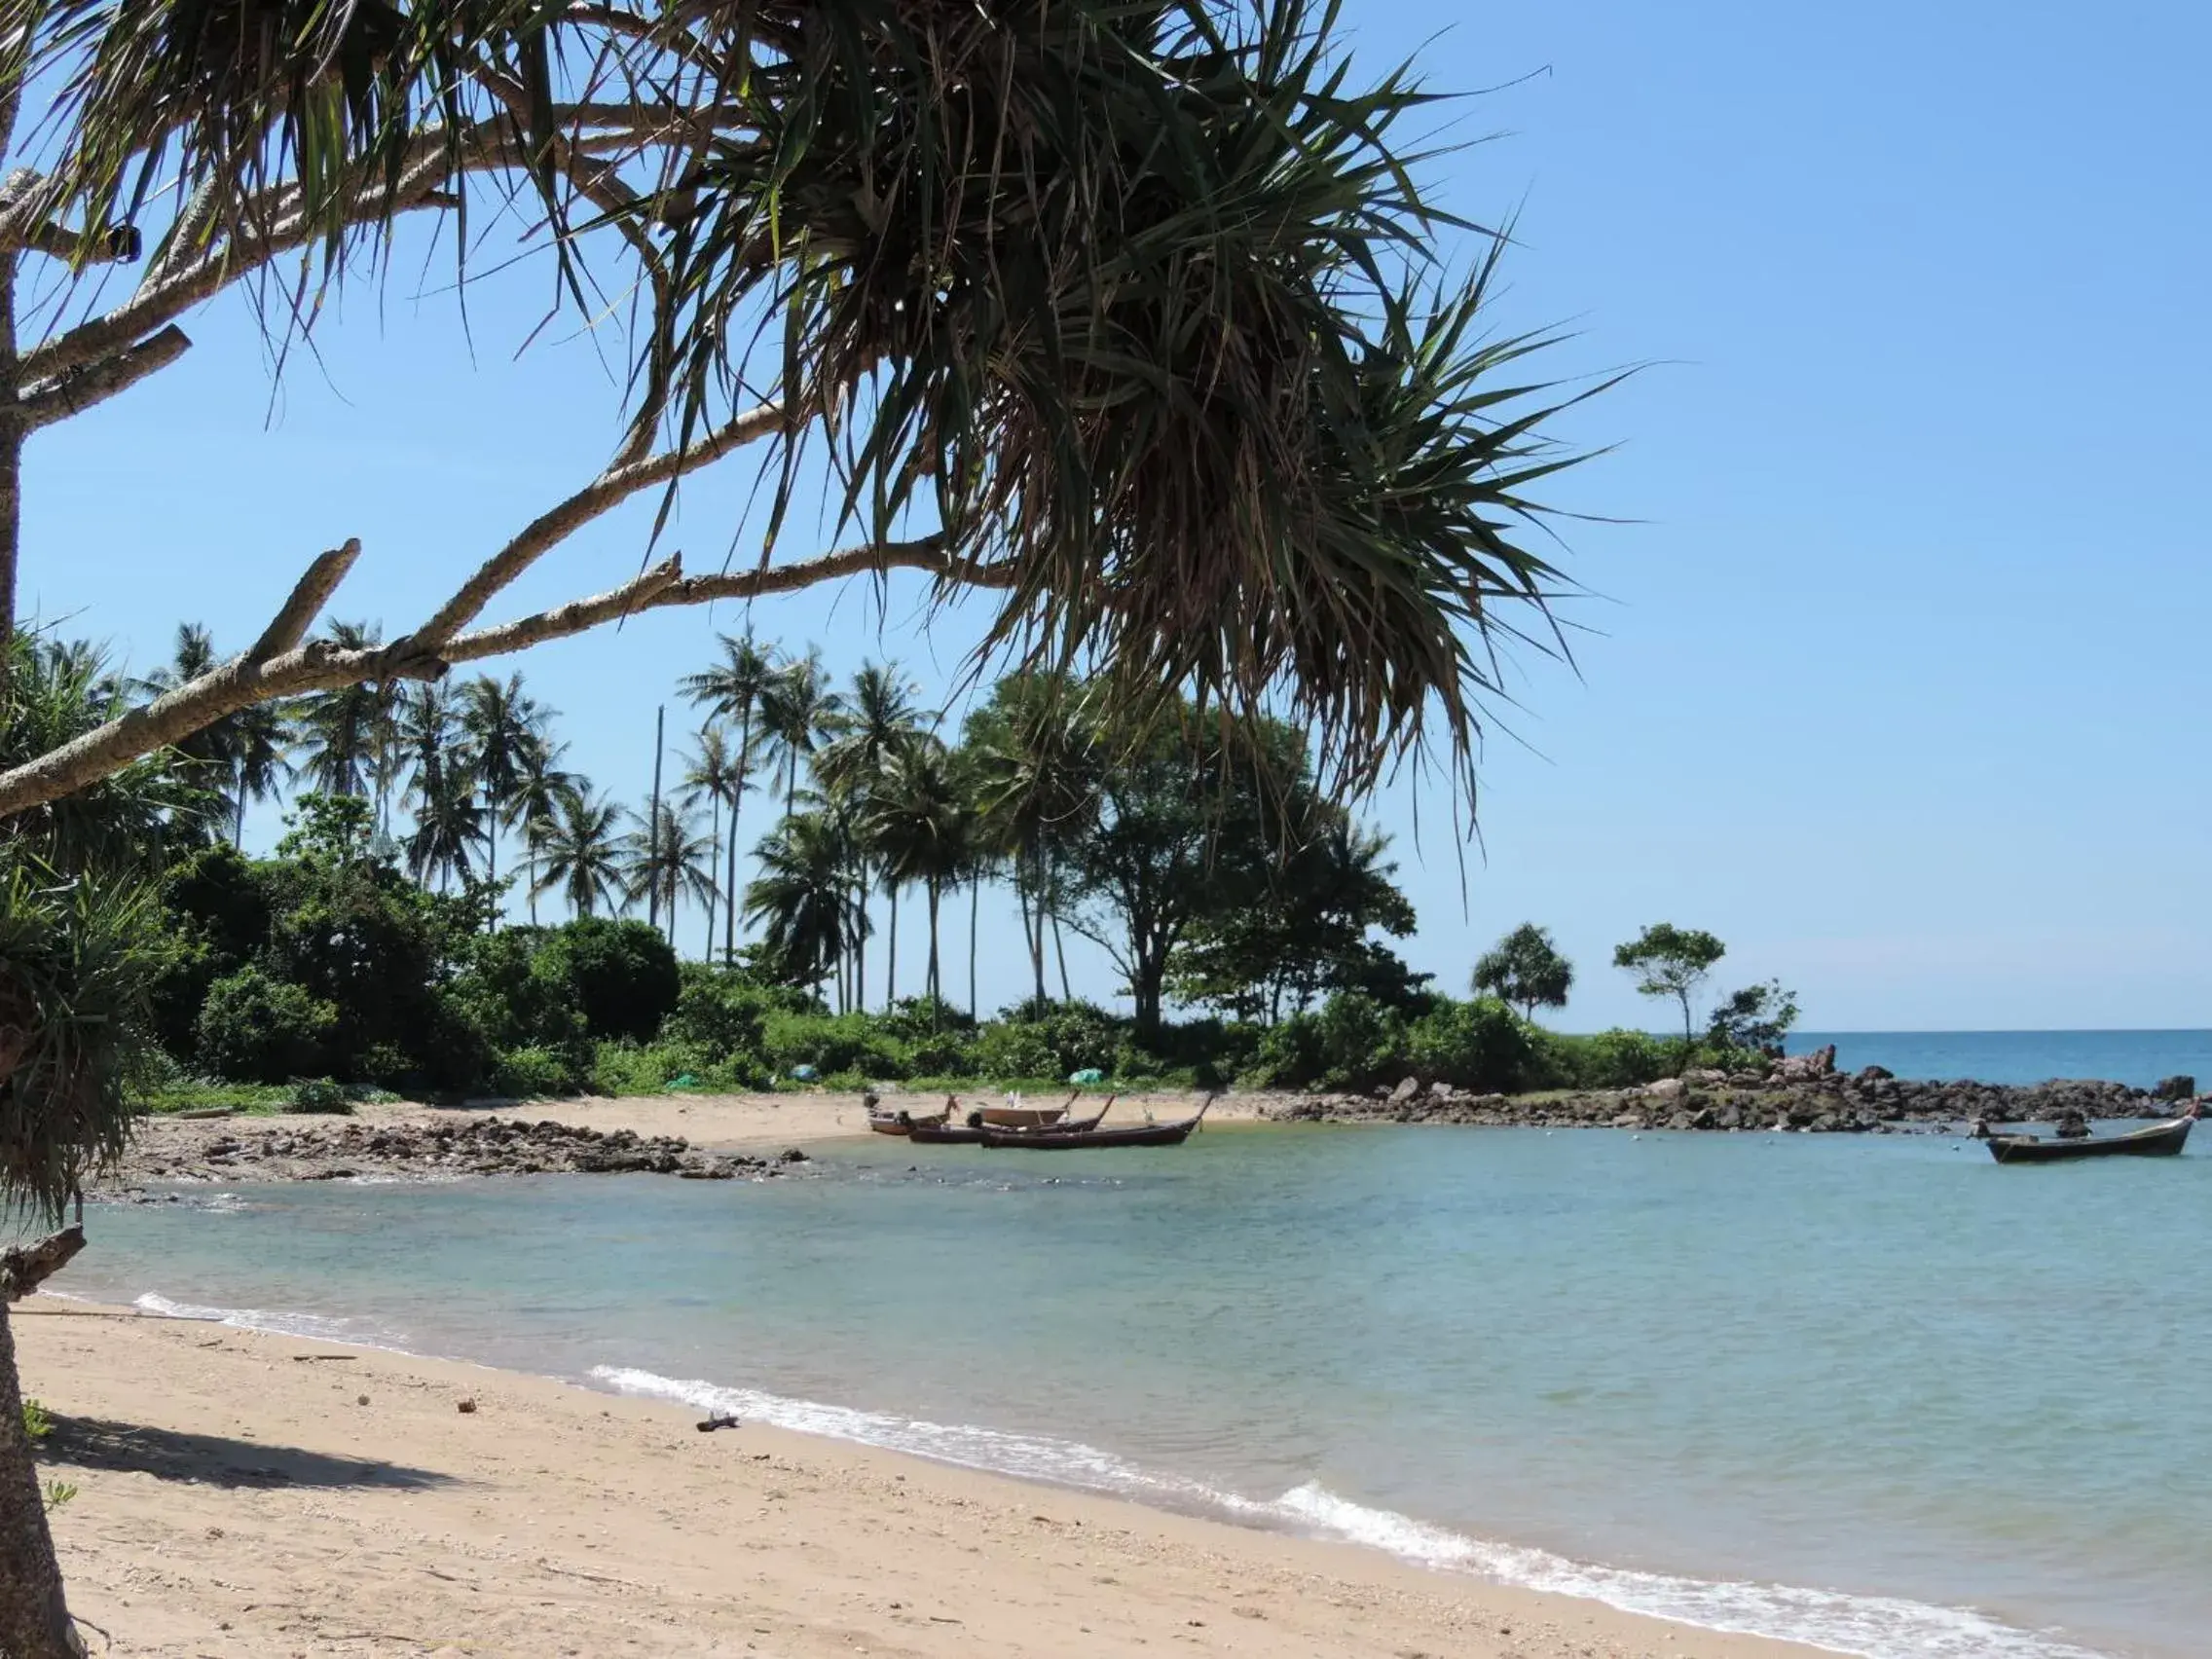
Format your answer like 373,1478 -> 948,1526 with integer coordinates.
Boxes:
680,633 -> 778,965
535,918 -> 680,1045
193,966 -> 336,1082
1169,817 -> 1418,1024
1707,980 -> 1801,1055
1471,924 -> 1574,1023
1612,924 -> 1727,1044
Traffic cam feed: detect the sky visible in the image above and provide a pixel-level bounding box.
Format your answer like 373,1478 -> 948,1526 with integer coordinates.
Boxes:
18,1 -> 2212,1032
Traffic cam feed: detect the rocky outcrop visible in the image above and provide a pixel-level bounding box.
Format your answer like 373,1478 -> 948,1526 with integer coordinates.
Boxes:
1265,1067 -> 2190,1136
108,1117 -> 811,1189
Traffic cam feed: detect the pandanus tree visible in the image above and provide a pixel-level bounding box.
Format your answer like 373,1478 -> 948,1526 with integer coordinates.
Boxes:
0,2 -> 1599,1643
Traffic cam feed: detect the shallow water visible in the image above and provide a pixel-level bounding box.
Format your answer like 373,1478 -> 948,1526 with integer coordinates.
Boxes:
59,1124 -> 2212,1659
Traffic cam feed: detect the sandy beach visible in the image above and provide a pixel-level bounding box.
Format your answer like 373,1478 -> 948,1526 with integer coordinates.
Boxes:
18,1295 -> 1822,1659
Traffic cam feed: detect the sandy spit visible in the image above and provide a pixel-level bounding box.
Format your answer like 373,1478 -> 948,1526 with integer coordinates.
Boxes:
18,1298 -> 1820,1659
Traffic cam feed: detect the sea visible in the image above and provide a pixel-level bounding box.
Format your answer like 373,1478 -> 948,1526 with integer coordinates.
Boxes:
48,1030 -> 2212,1659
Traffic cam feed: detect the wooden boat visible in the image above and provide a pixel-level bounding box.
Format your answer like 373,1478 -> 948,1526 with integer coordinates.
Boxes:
977,1091 -> 1077,1129
1985,1112 -> 2195,1164
980,1095 -> 1211,1151
910,1098 -> 1117,1146
867,1108 -> 950,1137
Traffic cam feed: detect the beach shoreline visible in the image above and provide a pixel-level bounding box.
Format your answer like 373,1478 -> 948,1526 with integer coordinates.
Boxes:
18,1293 -> 1824,1658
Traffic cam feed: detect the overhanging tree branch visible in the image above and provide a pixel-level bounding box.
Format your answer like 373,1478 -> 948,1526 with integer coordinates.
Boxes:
16,324 -> 189,428
0,532 -> 994,821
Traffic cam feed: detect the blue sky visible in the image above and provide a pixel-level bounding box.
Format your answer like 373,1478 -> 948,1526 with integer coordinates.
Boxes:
20,1 -> 2211,1031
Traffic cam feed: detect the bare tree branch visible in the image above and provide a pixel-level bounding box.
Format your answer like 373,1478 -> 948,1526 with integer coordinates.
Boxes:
411,401 -> 781,649
1,1227 -> 84,1301
16,325 -> 190,429
247,540 -> 363,659
0,531 -> 1004,821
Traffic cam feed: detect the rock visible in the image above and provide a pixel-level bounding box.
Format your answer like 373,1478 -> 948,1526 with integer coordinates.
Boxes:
2154,1075 -> 2196,1102
1856,1064 -> 1894,1083
1774,1045 -> 1837,1082
777,1148 -> 808,1164
1427,1080 -> 1455,1102
1645,1077 -> 1686,1102
457,1398 -> 477,1415
1389,1076 -> 1420,1104
1610,1111 -> 1644,1128
1685,1068 -> 1727,1087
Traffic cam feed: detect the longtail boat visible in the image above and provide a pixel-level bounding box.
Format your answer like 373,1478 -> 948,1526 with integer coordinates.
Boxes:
1985,1110 -> 2196,1164
977,1091 -> 1078,1129
867,1107 -> 951,1137
909,1097 -> 1116,1145
980,1095 -> 1211,1151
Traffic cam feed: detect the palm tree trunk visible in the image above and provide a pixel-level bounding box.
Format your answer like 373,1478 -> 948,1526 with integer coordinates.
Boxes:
704,793 -> 721,962
853,872 -> 866,1013
233,762 -> 247,848
968,875 -> 980,1020
527,850 -> 539,926
926,878 -> 941,1020
1051,909 -> 1071,1003
886,884 -> 898,1009
485,812 -> 498,931
725,712 -> 751,965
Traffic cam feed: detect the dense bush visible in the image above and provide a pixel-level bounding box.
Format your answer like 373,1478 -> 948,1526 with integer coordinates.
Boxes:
762,1010 -> 912,1081
194,967 -> 337,1082
1402,996 -> 1539,1094
542,917 -> 682,1042
1534,1027 -> 1677,1089
491,1044 -> 587,1098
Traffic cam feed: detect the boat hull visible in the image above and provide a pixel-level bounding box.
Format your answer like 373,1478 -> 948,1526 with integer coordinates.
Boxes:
979,1121 -> 1197,1149
1986,1118 -> 2194,1163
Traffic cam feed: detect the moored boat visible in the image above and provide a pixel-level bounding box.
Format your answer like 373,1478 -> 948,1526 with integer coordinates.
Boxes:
980,1095 -> 1212,1151
909,1097 -> 1116,1145
977,1091 -> 1078,1129
867,1106 -> 951,1137
1985,1109 -> 2197,1164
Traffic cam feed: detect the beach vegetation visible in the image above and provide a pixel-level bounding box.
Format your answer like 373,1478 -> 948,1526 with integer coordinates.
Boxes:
1472,925 -> 1575,1023
1706,980 -> 1802,1054
1612,924 -> 1728,1045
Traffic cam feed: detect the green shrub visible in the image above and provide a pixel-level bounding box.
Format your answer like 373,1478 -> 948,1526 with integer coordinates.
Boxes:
1403,996 -> 1538,1093
286,1077 -> 351,1114
22,1399 -> 53,1442
541,917 -> 681,1042
972,1019 -> 1057,1082
492,1044 -> 585,1098
589,1038 -> 768,1095
195,967 -> 337,1083
761,1010 -> 912,1081
1535,1027 -> 1677,1089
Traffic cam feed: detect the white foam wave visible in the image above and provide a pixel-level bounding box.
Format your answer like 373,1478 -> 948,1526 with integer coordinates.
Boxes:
131,1291 -> 400,1349
592,1364 -> 2111,1659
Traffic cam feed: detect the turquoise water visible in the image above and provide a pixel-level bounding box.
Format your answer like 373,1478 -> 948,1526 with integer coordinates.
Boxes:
56,1126 -> 2212,1659
1790,1030 -> 2212,1088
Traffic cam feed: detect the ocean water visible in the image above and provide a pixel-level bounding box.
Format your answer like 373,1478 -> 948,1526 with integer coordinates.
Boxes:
1788,1030 -> 2212,1089
55,1125 -> 2212,1659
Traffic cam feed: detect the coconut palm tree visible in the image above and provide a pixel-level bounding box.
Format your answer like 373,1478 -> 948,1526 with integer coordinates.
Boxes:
404,762 -> 487,892
866,735 -> 970,1019
459,672 -> 551,917
678,725 -> 747,962
680,632 -> 778,963
758,649 -> 841,819
533,787 -> 625,919
510,742 -> 578,926
619,802 -> 719,947
131,622 -> 264,839
963,679 -> 1104,1009
744,810 -> 865,1006
289,622 -> 390,800
815,663 -> 926,1007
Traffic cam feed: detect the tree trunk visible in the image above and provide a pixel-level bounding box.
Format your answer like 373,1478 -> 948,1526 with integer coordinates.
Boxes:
484,810 -> 498,931
885,885 -> 898,1009
646,706 -> 665,932
968,876 -> 979,1020
703,792 -> 720,962
233,765 -> 248,848
1051,910 -> 1071,1003
0,1225 -> 92,1659
926,878 -> 941,1016
853,875 -> 866,1014
725,711 -> 751,965
0,224 -> 21,685
1132,953 -> 1165,1048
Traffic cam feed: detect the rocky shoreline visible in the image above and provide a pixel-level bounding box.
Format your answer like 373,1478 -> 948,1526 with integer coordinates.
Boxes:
101,1115 -> 811,1194
1266,1047 -> 2200,1135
